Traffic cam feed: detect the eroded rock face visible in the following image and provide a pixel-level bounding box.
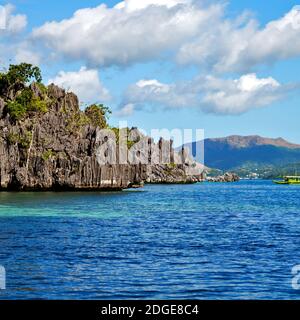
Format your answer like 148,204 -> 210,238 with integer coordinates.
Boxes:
146,164 -> 204,184
206,172 -> 240,182
0,83 -> 206,190
0,84 -> 147,190
145,144 -> 205,184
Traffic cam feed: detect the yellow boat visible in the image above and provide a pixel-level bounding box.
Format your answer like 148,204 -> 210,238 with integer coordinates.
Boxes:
273,176 -> 300,185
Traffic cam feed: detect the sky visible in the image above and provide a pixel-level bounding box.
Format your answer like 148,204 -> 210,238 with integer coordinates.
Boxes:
1,0 -> 300,144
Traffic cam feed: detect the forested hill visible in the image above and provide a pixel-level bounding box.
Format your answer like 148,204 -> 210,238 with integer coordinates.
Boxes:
182,135 -> 300,171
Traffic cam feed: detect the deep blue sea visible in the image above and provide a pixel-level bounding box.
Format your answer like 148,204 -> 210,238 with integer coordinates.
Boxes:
1,180 -> 300,300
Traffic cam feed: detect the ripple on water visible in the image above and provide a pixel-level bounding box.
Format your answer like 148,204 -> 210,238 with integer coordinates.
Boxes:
0,180 -> 300,299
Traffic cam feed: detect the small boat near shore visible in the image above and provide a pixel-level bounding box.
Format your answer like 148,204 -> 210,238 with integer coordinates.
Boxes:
273,176 -> 300,185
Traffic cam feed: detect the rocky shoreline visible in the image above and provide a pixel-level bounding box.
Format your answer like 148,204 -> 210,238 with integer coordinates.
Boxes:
146,164 -> 205,184
206,172 -> 240,182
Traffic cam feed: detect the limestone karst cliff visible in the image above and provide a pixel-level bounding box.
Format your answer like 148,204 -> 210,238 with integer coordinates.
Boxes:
0,82 -> 149,190
0,64 -> 204,190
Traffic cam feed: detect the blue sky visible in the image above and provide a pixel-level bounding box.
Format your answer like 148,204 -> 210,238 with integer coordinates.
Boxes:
1,0 -> 300,144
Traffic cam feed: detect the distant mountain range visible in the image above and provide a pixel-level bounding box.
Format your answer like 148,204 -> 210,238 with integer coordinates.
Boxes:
181,135 -> 300,171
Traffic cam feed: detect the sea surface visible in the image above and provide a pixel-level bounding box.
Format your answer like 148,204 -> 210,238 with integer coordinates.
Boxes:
0,180 -> 300,300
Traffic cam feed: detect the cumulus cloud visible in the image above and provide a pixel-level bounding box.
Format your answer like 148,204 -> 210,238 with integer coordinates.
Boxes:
29,2 -> 300,72
201,74 -> 284,114
0,4 -> 27,35
48,67 -> 110,103
177,5 -> 300,72
3,1 -> 298,117
119,74 -> 287,116
31,0 -> 221,67
121,79 -> 197,111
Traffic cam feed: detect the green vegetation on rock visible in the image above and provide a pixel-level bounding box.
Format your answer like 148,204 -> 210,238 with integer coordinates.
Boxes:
0,63 -> 156,190
110,127 -> 140,148
6,88 -> 48,121
42,149 -> 56,161
7,130 -> 33,149
85,104 -> 111,129
0,63 -> 42,93
0,64 -> 49,121
1,64 -> 114,131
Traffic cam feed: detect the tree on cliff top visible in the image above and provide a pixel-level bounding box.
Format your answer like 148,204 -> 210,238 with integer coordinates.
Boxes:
0,63 -> 111,126
5,63 -> 42,84
0,63 -> 47,121
0,63 -> 42,97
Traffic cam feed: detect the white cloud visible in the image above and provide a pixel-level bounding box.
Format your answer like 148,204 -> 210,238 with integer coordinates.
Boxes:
121,78 -> 197,111
177,6 -> 300,72
115,0 -> 190,12
119,73 -> 286,116
31,1 -> 221,67
29,2 -> 300,72
48,67 -> 110,103
0,4 -> 27,35
115,103 -> 135,117
14,45 -> 41,65
6,1 -> 300,76
2,1 -> 298,118
201,74 -> 283,114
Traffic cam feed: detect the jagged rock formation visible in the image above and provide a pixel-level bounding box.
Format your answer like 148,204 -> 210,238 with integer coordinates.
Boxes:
206,172 -> 240,183
0,79 -> 204,190
126,129 -> 205,184
146,164 -> 204,184
145,146 -> 205,184
0,84 -> 147,190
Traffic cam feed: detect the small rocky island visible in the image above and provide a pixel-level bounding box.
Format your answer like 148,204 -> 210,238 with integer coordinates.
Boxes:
206,172 -> 240,183
0,64 -> 204,190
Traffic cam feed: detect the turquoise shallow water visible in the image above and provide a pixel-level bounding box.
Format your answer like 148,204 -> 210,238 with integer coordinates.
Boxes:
0,180 -> 300,299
